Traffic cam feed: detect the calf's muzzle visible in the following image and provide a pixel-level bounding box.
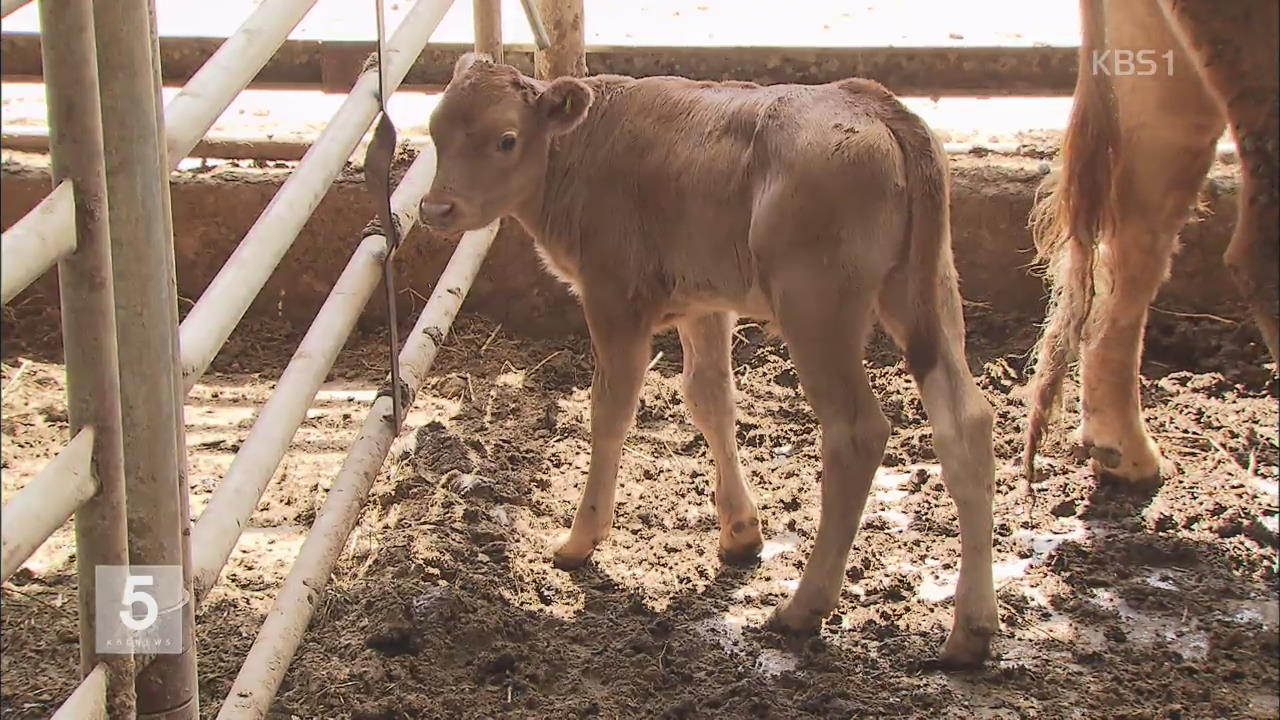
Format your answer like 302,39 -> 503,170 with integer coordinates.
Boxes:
418,197 -> 456,229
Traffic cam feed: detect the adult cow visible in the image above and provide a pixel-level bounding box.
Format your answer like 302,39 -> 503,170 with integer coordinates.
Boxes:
419,53 -> 999,667
1025,0 -> 1279,485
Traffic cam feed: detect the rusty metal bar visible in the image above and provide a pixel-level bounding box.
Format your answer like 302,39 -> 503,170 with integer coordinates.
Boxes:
474,0 -> 503,63
38,0 -> 137,715
0,32 -> 1083,95
146,0 -> 202,716
2,125 -> 318,161
93,0 -> 197,716
12,126 -> 1242,166
0,427 -> 97,582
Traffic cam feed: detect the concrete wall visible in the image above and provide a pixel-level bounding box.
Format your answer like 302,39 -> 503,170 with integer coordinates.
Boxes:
0,153 -> 1244,341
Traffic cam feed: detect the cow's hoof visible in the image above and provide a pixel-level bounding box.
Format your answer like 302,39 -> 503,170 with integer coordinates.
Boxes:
1073,434 -> 1171,490
1084,443 -> 1171,494
766,601 -> 824,636
718,518 -> 764,565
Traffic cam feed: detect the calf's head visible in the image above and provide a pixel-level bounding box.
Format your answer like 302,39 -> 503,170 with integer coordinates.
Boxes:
419,52 -> 593,232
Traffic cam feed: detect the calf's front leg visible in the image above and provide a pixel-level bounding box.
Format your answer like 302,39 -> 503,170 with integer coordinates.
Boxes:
554,307 -> 651,570
678,312 -> 764,562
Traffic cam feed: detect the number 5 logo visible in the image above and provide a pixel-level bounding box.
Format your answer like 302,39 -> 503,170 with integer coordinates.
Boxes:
120,574 -> 158,631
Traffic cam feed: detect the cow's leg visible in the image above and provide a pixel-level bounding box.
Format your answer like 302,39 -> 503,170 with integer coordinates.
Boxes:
677,312 -> 764,561
554,302 -> 651,569
1074,9 -> 1225,485
766,271 -> 887,633
878,268 -> 998,668
1158,0 -> 1280,366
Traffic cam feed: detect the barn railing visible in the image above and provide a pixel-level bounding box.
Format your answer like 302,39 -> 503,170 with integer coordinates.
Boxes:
0,0 -> 318,307
189,136 -> 444,600
3,0 -> 140,715
0,0 -> 555,717
175,0 -> 453,393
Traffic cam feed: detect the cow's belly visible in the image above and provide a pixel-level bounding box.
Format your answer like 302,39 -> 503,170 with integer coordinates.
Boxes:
658,280 -> 774,328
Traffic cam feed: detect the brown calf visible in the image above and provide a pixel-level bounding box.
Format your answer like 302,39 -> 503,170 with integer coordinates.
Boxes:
420,53 -> 998,667
1026,0 -> 1279,486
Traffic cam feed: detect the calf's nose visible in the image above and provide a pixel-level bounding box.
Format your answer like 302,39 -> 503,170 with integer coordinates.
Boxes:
419,199 -> 455,225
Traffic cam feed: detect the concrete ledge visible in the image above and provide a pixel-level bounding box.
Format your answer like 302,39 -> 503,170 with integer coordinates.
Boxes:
0,152 -> 1244,340
1,33 -> 1079,96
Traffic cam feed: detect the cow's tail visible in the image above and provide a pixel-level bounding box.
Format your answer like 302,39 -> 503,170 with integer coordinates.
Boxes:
1022,0 -> 1119,489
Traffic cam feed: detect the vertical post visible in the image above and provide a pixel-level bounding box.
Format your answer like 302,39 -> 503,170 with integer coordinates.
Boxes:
473,0 -> 503,63
37,0 -> 138,717
146,1 -> 201,717
93,1 -> 198,718
533,0 -> 585,79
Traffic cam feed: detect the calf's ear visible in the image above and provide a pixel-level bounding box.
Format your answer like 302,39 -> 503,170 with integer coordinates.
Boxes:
452,51 -> 493,81
536,78 -> 593,136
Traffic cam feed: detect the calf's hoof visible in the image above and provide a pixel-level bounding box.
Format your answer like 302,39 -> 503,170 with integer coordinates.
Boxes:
552,534 -> 598,571
718,517 -> 764,565
932,621 -> 996,671
766,600 -> 826,636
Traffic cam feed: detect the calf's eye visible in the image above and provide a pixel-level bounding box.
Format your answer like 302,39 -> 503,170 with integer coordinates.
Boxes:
498,132 -> 518,152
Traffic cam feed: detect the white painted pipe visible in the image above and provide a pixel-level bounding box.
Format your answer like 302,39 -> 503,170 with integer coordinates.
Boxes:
0,0 -> 316,308
178,0 -> 456,393
162,0 -> 319,166
0,181 -> 76,305
214,220 -> 499,720
0,427 -> 97,582
49,663 -> 108,720
0,0 -> 33,19
518,0 -> 552,50
190,142 -> 439,601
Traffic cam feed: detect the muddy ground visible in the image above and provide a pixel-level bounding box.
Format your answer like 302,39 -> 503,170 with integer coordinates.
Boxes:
1,300 -> 1277,719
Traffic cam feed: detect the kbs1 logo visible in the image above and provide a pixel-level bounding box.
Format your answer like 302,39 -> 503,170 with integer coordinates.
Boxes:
1092,49 -> 1174,76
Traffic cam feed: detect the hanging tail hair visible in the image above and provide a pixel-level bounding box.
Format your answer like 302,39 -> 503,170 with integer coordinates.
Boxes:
1022,0 -> 1121,487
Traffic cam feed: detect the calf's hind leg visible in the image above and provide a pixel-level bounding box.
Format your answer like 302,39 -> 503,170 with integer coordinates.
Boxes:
678,312 -> 764,562
766,263 -> 889,633
877,266 -> 998,668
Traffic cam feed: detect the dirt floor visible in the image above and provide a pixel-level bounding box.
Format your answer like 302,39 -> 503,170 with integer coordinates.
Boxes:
1,299 -> 1277,718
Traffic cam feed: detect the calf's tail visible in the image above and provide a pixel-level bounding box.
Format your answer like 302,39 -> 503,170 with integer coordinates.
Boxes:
842,78 -> 953,383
